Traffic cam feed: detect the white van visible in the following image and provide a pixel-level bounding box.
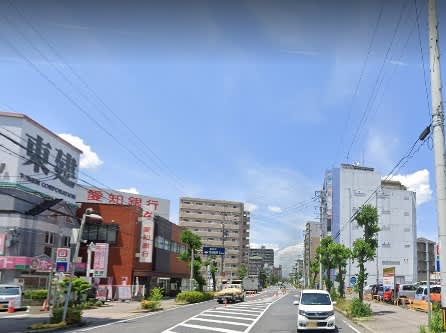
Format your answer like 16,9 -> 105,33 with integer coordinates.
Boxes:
293,289 -> 336,331
0,284 -> 23,310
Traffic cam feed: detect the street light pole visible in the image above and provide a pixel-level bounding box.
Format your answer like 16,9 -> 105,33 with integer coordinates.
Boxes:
62,208 -> 102,322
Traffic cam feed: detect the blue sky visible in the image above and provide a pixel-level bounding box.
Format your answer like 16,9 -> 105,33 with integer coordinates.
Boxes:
0,0 -> 445,261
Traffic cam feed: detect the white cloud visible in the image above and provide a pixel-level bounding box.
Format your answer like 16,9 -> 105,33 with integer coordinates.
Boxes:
365,130 -> 399,172
276,243 -> 304,277
390,169 -> 432,205
244,202 -> 258,212
268,206 -> 282,213
58,133 -> 103,169
117,187 -> 139,195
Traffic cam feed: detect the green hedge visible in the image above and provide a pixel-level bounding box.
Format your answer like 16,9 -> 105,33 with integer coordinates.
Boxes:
175,291 -> 213,304
51,307 -> 82,325
350,298 -> 372,318
24,289 -> 48,300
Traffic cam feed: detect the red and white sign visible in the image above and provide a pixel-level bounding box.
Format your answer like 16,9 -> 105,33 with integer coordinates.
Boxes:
75,186 -> 170,220
139,203 -> 155,263
56,248 -> 71,262
93,243 -> 109,278
0,256 -> 31,269
0,232 -> 6,256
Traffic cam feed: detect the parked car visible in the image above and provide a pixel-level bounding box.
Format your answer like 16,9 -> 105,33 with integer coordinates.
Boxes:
398,284 -> 417,299
293,289 -> 336,331
415,285 -> 441,303
0,284 -> 24,310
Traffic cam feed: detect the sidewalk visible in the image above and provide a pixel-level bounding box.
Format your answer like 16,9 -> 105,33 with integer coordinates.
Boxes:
356,301 -> 428,333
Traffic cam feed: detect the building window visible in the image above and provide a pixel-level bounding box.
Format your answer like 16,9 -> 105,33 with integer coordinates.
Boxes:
44,246 -> 52,257
183,201 -> 191,204
63,236 -> 70,247
45,232 -> 54,244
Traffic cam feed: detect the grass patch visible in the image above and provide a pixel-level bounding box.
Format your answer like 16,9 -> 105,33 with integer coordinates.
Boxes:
29,321 -> 67,330
334,298 -> 352,317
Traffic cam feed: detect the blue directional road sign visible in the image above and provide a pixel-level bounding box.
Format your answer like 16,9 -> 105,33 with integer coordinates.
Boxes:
203,247 -> 225,255
350,276 -> 357,286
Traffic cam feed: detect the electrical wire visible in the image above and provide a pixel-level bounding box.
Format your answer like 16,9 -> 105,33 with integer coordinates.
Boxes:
335,1 -> 385,165
414,0 -> 432,122
345,0 -> 410,161
333,126 -> 431,241
8,0 -> 186,191
0,22 -> 185,196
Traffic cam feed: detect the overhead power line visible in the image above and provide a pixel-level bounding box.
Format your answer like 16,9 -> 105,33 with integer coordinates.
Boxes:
0,9 -> 186,195
345,0 -> 410,162
333,124 -> 431,241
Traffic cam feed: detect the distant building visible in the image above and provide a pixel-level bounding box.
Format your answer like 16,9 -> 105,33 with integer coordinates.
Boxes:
322,163 -> 417,285
417,237 -> 435,282
250,246 -> 274,266
248,255 -> 264,276
179,197 -> 250,280
272,265 -> 282,281
303,221 -> 322,287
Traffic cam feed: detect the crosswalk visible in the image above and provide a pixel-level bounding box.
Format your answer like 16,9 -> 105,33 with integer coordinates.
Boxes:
162,301 -> 273,333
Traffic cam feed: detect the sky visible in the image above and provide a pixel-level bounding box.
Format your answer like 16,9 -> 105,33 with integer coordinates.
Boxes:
0,0 -> 445,273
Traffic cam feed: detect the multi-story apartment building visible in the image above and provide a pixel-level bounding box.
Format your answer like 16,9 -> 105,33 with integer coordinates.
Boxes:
417,237 -> 435,282
249,246 -> 274,266
303,221 -> 322,287
323,164 -> 417,285
179,197 -> 250,280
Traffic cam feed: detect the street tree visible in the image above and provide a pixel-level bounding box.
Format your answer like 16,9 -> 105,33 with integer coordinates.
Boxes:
179,229 -> 206,291
238,264 -> 248,280
259,268 -> 268,288
317,236 -> 336,293
330,242 -> 351,298
204,255 -> 219,291
351,204 -> 379,301
309,257 -> 320,288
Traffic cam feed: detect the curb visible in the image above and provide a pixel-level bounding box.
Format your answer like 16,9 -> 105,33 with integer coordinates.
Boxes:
25,322 -> 85,333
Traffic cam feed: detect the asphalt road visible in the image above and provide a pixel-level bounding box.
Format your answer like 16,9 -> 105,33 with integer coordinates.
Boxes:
0,287 -> 367,333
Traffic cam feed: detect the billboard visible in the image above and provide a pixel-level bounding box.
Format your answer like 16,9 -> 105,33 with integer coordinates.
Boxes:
93,243 -> 109,277
75,186 -> 170,219
383,267 -> 396,290
0,113 -> 81,203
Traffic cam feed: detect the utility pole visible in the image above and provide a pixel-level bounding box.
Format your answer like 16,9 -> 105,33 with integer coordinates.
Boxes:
427,241 -> 432,324
428,0 -> 446,312
376,191 -> 379,289
190,247 -> 194,291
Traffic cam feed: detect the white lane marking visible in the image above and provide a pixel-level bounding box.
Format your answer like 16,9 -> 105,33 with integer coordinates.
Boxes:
244,293 -> 287,332
199,313 -> 255,321
189,317 -> 250,326
205,310 -> 258,317
0,314 -> 28,319
215,308 -> 263,314
343,319 -> 362,333
179,323 -> 241,333
69,300 -> 214,332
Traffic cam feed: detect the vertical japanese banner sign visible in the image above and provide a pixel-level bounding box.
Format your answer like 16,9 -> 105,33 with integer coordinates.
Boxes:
139,202 -> 156,263
93,243 -> 109,278
383,267 -> 395,290
0,232 -> 6,256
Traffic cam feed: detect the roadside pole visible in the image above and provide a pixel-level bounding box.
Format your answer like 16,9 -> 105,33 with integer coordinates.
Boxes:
427,241 -> 432,324
428,0 -> 446,323
190,248 -> 194,291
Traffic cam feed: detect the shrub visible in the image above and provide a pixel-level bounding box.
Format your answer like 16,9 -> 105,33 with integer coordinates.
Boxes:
141,300 -> 160,311
24,289 -> 48,300
330,289 -> 339,301
350,298 -> 372,318
150,287 -> 164,302
51,307 -> 82,325
175,291 -> 213,304
29,322 -> 67,330
430,304 -> 444,333
419,325 -> 427,333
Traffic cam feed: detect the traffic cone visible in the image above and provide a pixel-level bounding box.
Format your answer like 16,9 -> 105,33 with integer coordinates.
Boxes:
7,299 -> 15,313
40,299 -> 49,311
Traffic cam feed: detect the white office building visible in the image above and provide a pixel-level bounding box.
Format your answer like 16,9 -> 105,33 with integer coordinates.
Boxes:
322,164 -> 417,286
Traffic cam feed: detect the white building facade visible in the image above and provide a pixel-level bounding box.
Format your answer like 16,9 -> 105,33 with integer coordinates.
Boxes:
324,164 -> 417,286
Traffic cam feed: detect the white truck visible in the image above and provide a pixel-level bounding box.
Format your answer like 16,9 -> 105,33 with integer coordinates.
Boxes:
242,276 -> 260,293
215,279 -> 245,304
